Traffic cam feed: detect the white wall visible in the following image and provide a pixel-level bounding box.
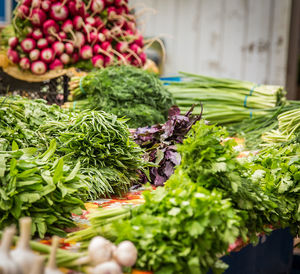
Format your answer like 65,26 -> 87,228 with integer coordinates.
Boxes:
131,0 -> 292,85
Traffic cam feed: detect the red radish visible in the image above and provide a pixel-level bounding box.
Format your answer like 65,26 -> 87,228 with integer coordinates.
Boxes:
68,1 -> 85,17
43,20 -> 59,35
102,28 -> 111,39
25,26 -> 33,37
135,34 -> 144,47
37,38 -> 48,49
41,0 -> 51,11
105,0 -> 114,4
16,5 -> 29,19
49,59 -> 63,70
129,43 -> 142,54
29,49 -> 40,61
7,49 -> 20,63
50,3 -> 69,21
139,52 -> 147,65
21,38 -> 36,53
107,7 -> 117,19
118,52 -> 131,63
74,31 -> 85,48
88,30 -> 98,43
40,48 -> 54,63
58,32 -> 67,40
8,37 -> 18,49
85,17 -> 96,26
93,44 -> 101,54
92,55 -> 104,67
60,53 -> 70,64
65,42 -> 74,54
46,36 -> 56,44
98,33 -> 105,42
52,41 -> 65,56
73,16 -> 84,30
22,0 -> 32,6
101,41 -> 112,52
31,0 -> 41,8
31,60 -> 47,75
62,20 -> 73,32
116,41 -> 128,53
71,52 -> 79,63
32,28 -> 43,40
94,17 -> 104,28
20,57 -> 31,70
91,0 -> 105,14
115,0 -> 124,6
80,45 -> 93,59
30,9 -> 46,27
104,55 -> 114,66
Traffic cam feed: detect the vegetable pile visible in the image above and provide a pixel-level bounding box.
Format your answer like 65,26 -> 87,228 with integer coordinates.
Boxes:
0,140 -> 87,238
9,0 -> 147,74
0,96 -> 146,206
167,72 -> 286,124
68,66 -> 175,128
68,121 -> 300,273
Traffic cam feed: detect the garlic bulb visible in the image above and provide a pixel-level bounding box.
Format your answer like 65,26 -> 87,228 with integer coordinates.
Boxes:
114,241 -> 137,267
0,226 -> 21,274
45,236 -> 63,274
88,237 -> 112,266
11,217 -> 38,274
92,261 -> 122,274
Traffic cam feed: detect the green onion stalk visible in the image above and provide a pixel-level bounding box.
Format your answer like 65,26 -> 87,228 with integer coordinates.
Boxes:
166,72 -> 287,124
66,207 -> 131,244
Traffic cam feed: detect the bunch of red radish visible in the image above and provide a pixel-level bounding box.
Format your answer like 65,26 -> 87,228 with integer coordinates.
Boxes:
7,0 -> 147,75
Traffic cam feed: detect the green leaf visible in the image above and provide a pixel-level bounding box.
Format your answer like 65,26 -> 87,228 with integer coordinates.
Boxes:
40,139 -> 56,162
11,141 -> 19,151
65,161 -> 80,182
53,158 -> 64,184
0,155 -> 6,177
188,221 -> 205,237
19,192 -> 41,203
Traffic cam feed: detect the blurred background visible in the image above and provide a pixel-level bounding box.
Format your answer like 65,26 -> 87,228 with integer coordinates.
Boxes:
1,0 -> 300,99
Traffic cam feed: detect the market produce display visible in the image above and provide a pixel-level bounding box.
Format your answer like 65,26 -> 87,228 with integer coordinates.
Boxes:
67,66 -> 175,127
167,72 -> 286,124
8,0 -> 147,74
68,121 -> 300,273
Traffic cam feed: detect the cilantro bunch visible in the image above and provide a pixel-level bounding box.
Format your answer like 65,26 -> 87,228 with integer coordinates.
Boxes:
112,172 -> 241,274
177,121 -> 291,239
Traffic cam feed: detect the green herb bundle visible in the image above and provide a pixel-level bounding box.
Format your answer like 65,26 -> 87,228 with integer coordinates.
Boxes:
69,174 -> 241,274
39,110 -> 146,198
243,141 -> 300,234
176,121 -> 288,238
68,66 -> 175,128
167,72 -> 286,124
0,96 -> 68,149
0,140 -> 88,238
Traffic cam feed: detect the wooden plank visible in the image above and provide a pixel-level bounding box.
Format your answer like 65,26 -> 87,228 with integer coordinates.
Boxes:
173,0 -> 201,74
243,0 -> 273,84
268,0 -> 291,85
195,0 -> 224,77
286,0 -> 300,99
220,0 -> 247,80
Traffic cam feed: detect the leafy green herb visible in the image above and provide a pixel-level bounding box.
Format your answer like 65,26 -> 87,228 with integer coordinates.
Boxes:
0,140 -> 88,238
68,66 -> 175,128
